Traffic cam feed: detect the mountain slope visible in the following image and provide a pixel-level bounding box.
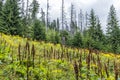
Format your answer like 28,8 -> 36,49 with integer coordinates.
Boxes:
0,33 -> 120,80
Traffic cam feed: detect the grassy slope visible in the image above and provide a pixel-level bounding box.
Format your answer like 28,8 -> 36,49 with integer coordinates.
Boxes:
0,33 -> 120,80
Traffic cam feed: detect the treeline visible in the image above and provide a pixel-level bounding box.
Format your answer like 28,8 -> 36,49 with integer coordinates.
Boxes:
0,0 -> 120,53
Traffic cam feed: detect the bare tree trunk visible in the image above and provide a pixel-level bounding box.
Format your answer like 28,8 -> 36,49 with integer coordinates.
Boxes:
46,0 -> 49,32
85,12 -> 88,28
62,0 -> 64,30
26,0 -> 29,20
21,0 -> 25,17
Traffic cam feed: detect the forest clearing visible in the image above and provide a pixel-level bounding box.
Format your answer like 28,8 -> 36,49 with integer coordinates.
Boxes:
0,33 -> 120,80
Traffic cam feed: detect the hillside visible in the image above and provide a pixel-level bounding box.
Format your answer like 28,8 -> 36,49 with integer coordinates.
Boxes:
0,33 -> 120,80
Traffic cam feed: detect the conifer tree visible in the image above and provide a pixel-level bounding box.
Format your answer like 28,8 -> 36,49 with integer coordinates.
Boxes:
1,0 -> 22,35
33,19 -> 46,41
96,17 -> 104,42
88,9 -> 97,40
0,0 -> 3,12
107,5 -> 120,53
0,0 -> 4,33
87,9 -> 104,49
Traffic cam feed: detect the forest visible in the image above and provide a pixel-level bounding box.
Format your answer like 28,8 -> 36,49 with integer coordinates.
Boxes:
0,0 -> 120,53
0,0 -> 120,80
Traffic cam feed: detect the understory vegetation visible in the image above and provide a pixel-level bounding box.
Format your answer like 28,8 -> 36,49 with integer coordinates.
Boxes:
0,33 -> 120,80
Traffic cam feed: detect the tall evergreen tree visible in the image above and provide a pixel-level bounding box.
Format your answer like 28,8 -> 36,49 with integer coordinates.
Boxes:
87,9 -> 104,50
0,0 -> 3,33
95,17 -> 104,42
33,19 -> 46,41
1,0 -> 22,35
95,17 -> 105,50
88,9 -> 97,40
0,0 -> 3,12
107,5 -> 120,53
86,9 -> 97,49
72,32 -> 83,47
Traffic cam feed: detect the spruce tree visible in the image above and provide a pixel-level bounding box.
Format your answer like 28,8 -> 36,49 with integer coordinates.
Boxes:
72,32 -> 83,47
88,9 -> 97,40
0,0 -> 2,12
1,0 -> 22,35
33,19 -> 46,41
96,17 -> 104,42
107,5 -> 120,53
95,17 -> 105,50
0,0 -> 4,33
87,9 -> 104,50
87,9 -> 97,49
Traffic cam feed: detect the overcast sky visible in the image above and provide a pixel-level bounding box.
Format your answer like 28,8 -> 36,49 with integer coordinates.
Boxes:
36,0 -> 120,32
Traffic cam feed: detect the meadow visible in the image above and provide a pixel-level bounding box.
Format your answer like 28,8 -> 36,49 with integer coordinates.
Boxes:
0,33 -> 120,80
